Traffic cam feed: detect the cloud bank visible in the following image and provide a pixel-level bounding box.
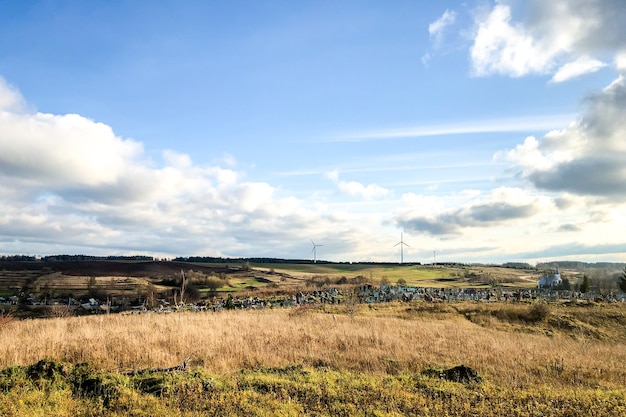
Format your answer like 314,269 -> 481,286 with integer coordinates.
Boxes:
0,77 -> 360,258
502,75 -> 626,198
396,187 -> 549,235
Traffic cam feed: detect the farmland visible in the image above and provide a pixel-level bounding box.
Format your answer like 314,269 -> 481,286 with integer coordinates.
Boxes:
0,259 -> 543,301
0,259 -> 550,318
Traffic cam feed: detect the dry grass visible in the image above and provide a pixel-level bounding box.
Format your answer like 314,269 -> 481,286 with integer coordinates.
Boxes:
0,301 -> 625,391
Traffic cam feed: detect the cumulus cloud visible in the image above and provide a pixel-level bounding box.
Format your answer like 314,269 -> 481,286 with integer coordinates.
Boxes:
502,75 -> 626,198
396,187 -> 549,235
0,79 -> 361,257
470,0 -> 625,80
0,111 -> 145,189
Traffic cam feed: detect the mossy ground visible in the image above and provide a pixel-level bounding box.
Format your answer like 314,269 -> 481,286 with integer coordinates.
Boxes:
0,359 -> 624,416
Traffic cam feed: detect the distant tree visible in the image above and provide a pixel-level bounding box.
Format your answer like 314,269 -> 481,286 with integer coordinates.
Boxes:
397,278 -> 407,286
144,284 -> 159,309
556,277 -> 571,291
619,266 -> 626,293
580,275 -> 590,293
185,284 -> 201,303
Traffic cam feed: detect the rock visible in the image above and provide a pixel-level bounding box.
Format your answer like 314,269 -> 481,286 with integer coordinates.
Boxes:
422,365 -> 482,383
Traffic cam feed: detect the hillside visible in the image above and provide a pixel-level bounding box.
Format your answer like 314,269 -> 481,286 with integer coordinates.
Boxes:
0,301 -> 624,416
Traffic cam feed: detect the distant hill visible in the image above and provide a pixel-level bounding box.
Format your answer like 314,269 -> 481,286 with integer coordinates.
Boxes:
537,261 -> 625,270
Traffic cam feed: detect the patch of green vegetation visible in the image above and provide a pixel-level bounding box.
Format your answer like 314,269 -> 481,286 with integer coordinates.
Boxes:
0,360 -> 624,416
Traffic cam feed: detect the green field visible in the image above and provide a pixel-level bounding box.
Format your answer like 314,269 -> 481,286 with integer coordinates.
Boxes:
251,263 -> 539,289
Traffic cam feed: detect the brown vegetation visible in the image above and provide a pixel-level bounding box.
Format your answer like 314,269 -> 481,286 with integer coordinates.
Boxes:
0,301 -> 625,415
0,301 -> 624,390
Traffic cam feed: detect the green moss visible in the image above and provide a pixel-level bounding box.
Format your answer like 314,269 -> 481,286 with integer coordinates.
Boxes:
0,360 -> 624,416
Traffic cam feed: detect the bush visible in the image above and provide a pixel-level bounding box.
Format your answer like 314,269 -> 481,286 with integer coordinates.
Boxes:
526,303 -> 551,322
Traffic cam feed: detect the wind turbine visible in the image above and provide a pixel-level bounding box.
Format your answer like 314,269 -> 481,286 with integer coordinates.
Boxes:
311,240 -> 323,263
394,233 -> 410,264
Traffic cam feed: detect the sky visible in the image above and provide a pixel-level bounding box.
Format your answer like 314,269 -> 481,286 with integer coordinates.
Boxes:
1,0 -> 626,264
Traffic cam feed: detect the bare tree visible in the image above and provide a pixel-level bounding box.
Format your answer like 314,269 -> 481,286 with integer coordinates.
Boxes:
180,269 -> 186,304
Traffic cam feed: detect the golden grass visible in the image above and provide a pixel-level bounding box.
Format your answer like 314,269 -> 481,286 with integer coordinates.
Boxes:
1,301 -> 625,391
1,302 -> 625,416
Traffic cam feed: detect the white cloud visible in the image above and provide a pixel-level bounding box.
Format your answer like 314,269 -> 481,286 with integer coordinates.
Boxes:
327,171 -> 390,200
396,187 -> 552,235
337,180 -> 390,200
469,0 -> 625,80
0,111 -> 144,188
0,80 -> 372,258
615,51 -> 626,72
471,4 -> 555,77
551,56 -> 607,83
0,77 -> 28,113
429,10 -> 457,48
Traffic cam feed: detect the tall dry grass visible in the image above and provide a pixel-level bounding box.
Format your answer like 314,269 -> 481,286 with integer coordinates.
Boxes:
0,302 -> 624,390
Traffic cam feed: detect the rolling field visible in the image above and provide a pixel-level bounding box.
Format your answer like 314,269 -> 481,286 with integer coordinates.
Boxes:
0,260 -> 544,303
0,300 -> 624,415
249,262 -> 541,289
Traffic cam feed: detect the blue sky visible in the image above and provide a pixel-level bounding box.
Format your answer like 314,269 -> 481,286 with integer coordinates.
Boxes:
1,0 -> 625,264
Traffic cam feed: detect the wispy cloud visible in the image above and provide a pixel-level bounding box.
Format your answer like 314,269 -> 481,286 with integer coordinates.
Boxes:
551,56 -> 608,83
276,161 -> 505,177
429,9 -> 457,48
326,114 -> 576,142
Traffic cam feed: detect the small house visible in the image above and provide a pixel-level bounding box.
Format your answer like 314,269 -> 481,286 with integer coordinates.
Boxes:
537,268 -> 562,289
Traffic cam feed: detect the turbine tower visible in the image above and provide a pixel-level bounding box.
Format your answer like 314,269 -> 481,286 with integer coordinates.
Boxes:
311,239 -> 323,263
394,233 -> 410,264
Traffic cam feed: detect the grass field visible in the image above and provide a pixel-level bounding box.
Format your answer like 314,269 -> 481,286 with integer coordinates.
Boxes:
251,263 -> 541,289
0,300 -> 624,416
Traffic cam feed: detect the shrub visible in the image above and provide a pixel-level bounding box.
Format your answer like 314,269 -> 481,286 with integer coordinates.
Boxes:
526,302 -> 551,322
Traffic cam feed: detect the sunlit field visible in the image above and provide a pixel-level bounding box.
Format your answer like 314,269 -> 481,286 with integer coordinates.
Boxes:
0,300 -> 625,416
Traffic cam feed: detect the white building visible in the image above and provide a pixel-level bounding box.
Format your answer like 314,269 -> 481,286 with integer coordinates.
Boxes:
537,268 -> 562,289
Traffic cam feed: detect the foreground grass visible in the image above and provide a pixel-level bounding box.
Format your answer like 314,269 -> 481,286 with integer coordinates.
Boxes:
0,301 -> 625,415
1,360 -> 625,417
